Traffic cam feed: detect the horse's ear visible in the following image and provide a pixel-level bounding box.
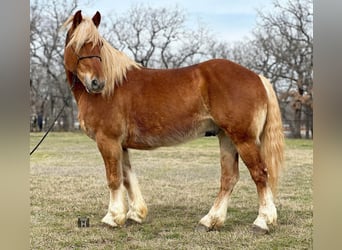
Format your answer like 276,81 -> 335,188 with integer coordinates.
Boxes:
92,11 -> 101,28
73,10 -> 83,28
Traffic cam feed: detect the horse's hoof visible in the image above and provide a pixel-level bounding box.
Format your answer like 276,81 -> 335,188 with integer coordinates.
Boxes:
102,213 -> 118,227
195,224 -> 210,232
252,224 -> 269,235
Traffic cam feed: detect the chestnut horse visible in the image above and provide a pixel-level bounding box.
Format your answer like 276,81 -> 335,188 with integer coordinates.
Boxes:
63,11 -> 284,233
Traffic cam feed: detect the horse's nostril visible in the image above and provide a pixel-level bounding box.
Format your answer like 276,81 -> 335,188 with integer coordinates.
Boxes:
91,79 -> 99,89
90,79 -> 104,92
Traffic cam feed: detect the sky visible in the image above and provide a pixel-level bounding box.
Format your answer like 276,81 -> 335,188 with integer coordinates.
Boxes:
76,0 -> 281,43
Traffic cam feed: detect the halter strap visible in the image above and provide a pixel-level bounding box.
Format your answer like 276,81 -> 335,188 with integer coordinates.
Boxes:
70,46 -> 102,65
76,55 -> 102,65
68,46 -> 102,91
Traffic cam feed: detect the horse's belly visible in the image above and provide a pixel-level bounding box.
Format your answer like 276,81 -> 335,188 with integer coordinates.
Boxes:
124,118 -> 219,149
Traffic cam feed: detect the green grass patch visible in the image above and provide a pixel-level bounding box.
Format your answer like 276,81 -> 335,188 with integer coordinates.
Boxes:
285,138 -> 313,149
30,132 -> 312,249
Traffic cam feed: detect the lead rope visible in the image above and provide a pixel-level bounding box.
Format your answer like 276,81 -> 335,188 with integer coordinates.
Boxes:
30,75 -> 76,156
29,104 -> 66,155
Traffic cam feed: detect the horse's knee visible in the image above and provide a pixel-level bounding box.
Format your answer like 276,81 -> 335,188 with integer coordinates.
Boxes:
107,176 -> 123,190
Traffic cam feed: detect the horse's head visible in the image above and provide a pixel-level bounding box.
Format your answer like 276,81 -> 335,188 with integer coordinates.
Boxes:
64,10 -> 105,94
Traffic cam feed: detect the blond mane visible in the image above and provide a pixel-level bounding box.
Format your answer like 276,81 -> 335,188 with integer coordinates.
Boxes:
62,15 -> 141,96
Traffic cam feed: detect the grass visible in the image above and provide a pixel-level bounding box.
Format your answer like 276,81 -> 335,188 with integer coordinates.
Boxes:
30,132 -> 313,249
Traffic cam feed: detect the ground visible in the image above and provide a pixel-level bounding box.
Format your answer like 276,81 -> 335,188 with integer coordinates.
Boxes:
30,132 -> 312,249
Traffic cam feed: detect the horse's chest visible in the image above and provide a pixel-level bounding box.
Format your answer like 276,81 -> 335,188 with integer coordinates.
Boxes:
79,118 -> 96,140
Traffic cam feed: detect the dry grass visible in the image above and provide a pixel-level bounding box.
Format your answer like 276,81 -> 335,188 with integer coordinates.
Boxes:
30,132 -> 312,249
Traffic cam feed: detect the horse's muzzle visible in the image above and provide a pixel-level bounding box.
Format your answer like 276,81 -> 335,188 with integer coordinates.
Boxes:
86,78 -> 105,93
91,79 -> 104,91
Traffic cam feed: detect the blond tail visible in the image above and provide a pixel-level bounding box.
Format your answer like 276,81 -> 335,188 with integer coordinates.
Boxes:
259,75 -> 285,196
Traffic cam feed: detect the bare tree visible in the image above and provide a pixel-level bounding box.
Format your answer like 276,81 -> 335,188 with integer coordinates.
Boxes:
105,4 -> 211,68
255,0 -> 313,138
30,2 -> 214,132
30,0 -> 79,131
30,1 -> 312,137
216,0 -> 313,138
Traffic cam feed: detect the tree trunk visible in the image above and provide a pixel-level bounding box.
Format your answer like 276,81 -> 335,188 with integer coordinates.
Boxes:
61,107 -> 74,131
293,101 -> 302,138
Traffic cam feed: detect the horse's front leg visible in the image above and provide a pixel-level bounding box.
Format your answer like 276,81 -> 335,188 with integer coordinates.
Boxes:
96,135 -> 127,227
122,149 -> 148,223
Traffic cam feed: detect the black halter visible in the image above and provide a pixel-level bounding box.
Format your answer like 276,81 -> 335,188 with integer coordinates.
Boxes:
71,46 -> 102,65
70,46 -> 102,90
76,54 -> 102,65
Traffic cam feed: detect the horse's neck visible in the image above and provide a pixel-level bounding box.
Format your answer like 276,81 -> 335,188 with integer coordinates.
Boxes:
72,84 -> 86,104
66,71 -> 86,104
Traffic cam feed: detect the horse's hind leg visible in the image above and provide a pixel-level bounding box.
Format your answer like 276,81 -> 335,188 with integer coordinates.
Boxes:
235,140 -> 277,233
122,149 -> 148,223
198,132 -> 239,231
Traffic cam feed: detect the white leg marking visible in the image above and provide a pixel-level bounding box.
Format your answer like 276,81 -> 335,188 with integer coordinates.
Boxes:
126,170 -> 148,223
199,193 -> 229,229
253,186 -> 277,231
199,133 -> 238,230
102,183 -> 127,227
